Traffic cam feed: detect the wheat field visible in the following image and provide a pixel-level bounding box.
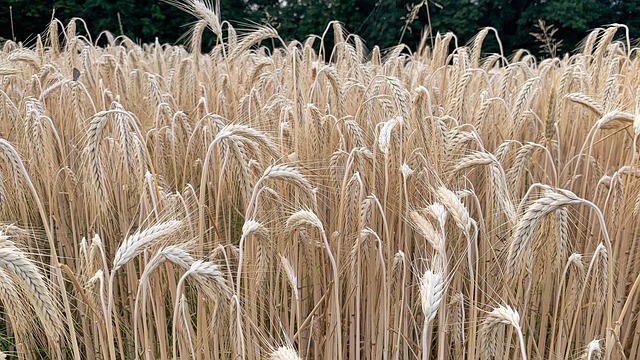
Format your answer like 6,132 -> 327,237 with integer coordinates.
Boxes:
0,2 -> 639,360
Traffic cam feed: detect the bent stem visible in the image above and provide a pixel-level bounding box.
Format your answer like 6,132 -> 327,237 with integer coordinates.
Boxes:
0,139 -> 81,360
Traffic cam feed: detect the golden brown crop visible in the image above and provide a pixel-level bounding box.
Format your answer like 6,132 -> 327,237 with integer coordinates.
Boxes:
0,3 -> 637,359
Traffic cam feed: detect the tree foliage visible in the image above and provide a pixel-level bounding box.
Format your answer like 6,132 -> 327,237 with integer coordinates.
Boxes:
0,0 -> 639,55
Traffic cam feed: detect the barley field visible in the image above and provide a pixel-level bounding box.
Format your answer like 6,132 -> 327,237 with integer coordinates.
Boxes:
0,2 -> 639,360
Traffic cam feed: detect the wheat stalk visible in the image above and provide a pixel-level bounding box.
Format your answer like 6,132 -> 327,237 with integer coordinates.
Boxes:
133,245 -> 194,355
286,209 -> 342,360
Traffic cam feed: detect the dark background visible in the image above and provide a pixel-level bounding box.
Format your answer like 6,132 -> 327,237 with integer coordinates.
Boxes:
1,0 -> 639,56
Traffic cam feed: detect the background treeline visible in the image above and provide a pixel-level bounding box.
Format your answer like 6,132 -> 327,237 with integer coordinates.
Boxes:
1,0 -> 640,56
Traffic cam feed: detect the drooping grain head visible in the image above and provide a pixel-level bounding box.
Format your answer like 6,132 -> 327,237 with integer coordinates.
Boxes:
435,186 -> 473,236
0,235 -> 63,354
269,346 -> 301,360
585,339 -> 602,360
112,219 -> 183,271
285,210 -> 324,235
419,269 -> 444,323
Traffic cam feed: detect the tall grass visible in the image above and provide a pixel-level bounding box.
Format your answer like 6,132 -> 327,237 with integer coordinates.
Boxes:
0,2 -> 638,359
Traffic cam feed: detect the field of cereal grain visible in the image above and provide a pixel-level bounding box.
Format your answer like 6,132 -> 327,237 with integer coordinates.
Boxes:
0,2 -> 638,359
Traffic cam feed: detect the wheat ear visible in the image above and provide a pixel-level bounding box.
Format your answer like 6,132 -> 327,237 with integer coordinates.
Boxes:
0,236 -> 63,354
419,269 -> 444,360
112,220 -> 183,271
269,346 -> 301,360
508,189 -> 582,276
0,267 -> 33,351
481,305 -> 527,360
584,339 -> 602,360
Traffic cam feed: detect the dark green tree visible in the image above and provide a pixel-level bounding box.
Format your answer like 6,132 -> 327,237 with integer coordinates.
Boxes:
0,0 -> 638,56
